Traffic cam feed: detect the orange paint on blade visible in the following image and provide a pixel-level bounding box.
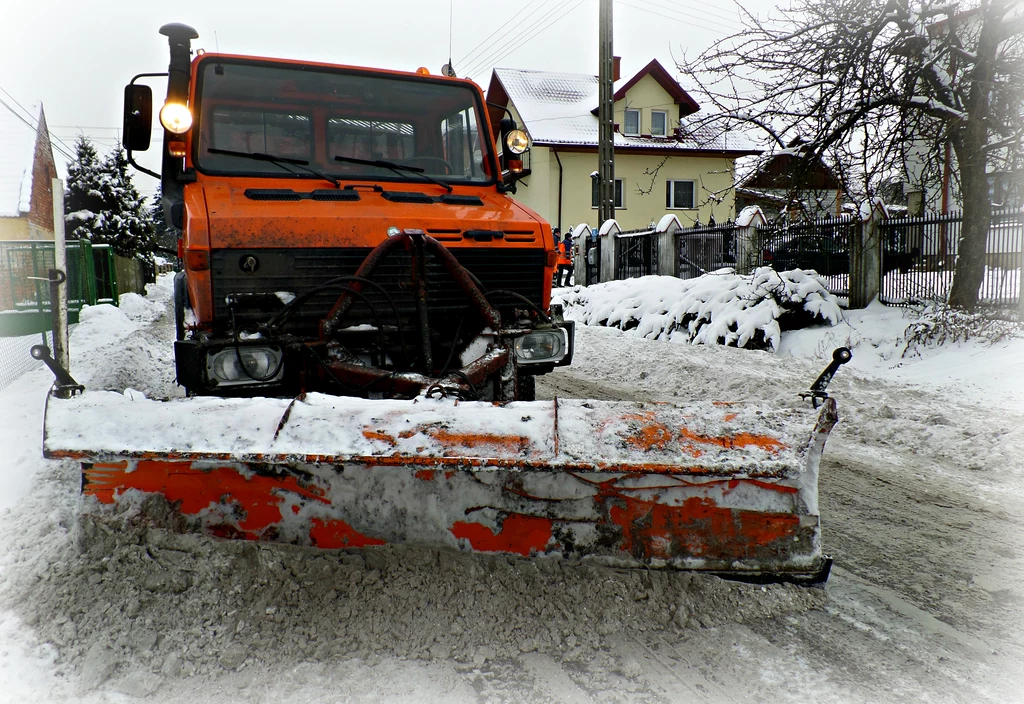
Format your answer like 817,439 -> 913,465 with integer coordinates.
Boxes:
427,428 -> 531,454
450,514 -> 553,556
414,469 -> 436,481
362,430 -> 397,446
678,427 -> 786,454
609,495 -> 800,560
309,518 -> 386,548
620,413 -> 675,451
83,460 -> 328,536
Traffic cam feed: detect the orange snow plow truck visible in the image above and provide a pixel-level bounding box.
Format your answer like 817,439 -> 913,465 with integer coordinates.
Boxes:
40,23 -> 847,583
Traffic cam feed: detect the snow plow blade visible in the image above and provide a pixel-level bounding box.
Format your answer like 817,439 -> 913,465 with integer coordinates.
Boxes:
43,392 -> 837,581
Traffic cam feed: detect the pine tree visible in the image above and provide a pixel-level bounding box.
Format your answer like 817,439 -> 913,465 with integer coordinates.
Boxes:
103,146 -> 157,261
150,184 -> 179,256
64,136 -> 108,243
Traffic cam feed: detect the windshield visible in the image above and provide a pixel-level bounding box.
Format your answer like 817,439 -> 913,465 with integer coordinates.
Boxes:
192,58 -> 496,186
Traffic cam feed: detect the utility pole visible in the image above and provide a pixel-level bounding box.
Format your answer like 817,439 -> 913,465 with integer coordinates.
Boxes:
597,0 -> 615,226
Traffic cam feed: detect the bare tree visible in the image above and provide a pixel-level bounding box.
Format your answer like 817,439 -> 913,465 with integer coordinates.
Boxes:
676,0 -> 1024,309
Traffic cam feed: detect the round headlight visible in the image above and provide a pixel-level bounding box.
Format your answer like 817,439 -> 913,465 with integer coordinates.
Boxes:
387,226 -> 401,237
505,129 -> 530,155
159,102 -> 193,134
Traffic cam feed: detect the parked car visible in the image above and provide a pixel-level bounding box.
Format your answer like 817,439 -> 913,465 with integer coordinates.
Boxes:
762,235 -> 849,276
762,234 -> 919,276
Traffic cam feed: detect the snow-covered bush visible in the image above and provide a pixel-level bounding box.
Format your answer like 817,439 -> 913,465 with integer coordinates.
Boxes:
65,137 -> 156,261
555,268 -> 842,351
903,302 -> 1023,356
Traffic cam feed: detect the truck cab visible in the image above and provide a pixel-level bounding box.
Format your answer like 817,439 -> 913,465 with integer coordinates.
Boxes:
124,24 -> 571,401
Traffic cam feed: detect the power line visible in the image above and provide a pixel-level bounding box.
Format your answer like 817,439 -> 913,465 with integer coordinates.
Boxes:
460,1 -> 559,79
463,0 -> 587,82
456,0 -> 547,69
0,96 -> 76,163
0,85 -> 77,162
636,0 -> 745,32
0,86 -> 78,159
462,0 -> 584,78
466,2 -> 587,79
617,1 -> 743,40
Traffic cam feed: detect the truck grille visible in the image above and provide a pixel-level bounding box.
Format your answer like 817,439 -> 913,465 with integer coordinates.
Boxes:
211,247 -> 546,336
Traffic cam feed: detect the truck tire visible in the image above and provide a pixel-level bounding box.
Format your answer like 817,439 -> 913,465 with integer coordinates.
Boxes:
517,373 -> 536,402
173,271 -> 188,342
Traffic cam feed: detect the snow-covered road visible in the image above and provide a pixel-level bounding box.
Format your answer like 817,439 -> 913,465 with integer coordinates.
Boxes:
1,275 -> 1022,702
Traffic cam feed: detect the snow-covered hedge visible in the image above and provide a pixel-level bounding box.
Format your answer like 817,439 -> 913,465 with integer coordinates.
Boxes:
555,268 -> 842,351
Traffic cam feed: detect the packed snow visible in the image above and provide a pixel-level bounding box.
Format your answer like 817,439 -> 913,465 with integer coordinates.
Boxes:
0,273 -> 1022,702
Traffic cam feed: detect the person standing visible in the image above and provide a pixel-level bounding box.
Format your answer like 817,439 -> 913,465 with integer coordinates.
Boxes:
551,228 -> 562,286
556,231 -> 574,287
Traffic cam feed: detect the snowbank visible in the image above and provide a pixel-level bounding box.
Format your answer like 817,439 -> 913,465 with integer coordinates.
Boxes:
555,269 -> 842,351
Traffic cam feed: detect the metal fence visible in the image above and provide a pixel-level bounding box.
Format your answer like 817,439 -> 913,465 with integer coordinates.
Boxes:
675,221 -> 737,279
0,239 -> 118,389
757,215 -> 856,297
614,228 -> 660,279
0,239 -> 117,316
879,207 -> 1022,307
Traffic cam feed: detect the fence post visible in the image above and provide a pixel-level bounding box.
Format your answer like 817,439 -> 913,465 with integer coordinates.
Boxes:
108,248 -> 120,305
50,179 -> 70,371
734,206 -> 765,275
655,215 -> 682,277
81,239 -> 97,305
599,219 -> 620,282
849,199 -> 886,309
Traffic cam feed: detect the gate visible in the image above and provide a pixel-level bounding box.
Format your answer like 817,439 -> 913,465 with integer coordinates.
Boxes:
757,215 -> 855,297
675,221 -> 737,278
615,228 -> 659,279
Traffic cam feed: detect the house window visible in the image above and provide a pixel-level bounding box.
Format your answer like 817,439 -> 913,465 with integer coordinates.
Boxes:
651,110 -> 668,137
623,109 -> 640,136
666,180 -> 695,209
592,178 -> 625,208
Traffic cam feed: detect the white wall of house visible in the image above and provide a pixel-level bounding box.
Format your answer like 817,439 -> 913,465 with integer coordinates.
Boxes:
517,147 -> 737,231
614,75 -> 678,138
498,64 -> 746,231
0,217 -> 31,240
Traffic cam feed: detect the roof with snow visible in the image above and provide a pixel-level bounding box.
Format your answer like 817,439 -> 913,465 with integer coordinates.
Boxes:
0,103 -> 44,218
486,61 -> 758,155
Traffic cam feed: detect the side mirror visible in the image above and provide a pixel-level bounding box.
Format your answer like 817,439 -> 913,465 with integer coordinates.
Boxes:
123,84 -> 153,152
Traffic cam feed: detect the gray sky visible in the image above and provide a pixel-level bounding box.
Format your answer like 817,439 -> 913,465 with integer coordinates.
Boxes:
4,0 -> 781,192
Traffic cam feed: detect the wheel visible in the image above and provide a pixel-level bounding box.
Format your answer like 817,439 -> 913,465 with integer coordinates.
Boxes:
173,271 -> 188,342
401,156 -> 454,174
516,373 -> 536,402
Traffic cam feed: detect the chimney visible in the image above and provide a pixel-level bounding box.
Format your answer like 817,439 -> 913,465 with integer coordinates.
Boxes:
613,56 -> 621,82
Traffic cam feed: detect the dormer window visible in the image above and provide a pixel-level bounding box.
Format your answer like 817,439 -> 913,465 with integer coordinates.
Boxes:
623,109 -> 640,136
651,110 -> 667,137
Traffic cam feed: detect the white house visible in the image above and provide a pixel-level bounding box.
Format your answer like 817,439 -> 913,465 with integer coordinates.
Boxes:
485,58 -> 759,232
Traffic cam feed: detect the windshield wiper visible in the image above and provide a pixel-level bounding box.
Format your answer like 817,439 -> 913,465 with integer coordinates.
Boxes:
208,148 -> 341,188
333,155 -> 452,193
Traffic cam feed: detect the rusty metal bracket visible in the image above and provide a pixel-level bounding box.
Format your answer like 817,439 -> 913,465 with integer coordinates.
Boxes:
800,347 -> 852,408
31,344 -> 84,398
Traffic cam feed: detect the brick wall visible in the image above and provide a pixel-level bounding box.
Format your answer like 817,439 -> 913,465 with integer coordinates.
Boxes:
25,109 -> 58,240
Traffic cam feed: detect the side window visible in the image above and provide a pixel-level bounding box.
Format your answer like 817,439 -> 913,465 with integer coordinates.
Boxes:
623,109 -> 640,136
651,110 -> 668,137
441,108 -> 486,178
592,178 -> 624,208
666,180 -> 695,209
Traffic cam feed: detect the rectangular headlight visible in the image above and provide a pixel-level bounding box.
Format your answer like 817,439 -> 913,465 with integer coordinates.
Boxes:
514,329 -> 567,365
207,346 -> 284,386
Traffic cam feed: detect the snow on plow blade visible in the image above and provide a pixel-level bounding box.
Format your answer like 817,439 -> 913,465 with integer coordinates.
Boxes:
43,392 -> 837,581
